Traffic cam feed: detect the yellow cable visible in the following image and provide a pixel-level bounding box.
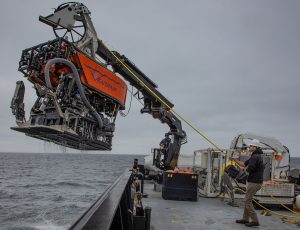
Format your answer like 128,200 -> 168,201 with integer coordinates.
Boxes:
234,187 -> 300,219
261,186 -> 299,215
101,42 -> 226,155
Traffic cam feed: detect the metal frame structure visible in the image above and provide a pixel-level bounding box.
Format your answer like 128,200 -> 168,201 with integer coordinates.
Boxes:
193,149 -> 225,197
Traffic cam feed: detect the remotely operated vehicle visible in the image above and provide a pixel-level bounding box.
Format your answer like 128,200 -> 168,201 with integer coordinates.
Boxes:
10,2 -> 186,170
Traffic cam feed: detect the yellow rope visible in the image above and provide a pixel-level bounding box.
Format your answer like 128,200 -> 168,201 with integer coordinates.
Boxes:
101,41 -> 226,155
261,186 -> 299,215
234,187 -> 300,219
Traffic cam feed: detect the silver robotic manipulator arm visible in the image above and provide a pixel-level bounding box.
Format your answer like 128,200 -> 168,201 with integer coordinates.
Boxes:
39,2 -> 187,169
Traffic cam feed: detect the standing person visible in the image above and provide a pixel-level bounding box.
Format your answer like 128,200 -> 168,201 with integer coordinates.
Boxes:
159,134 -> 171,151
159,134 -> 171,168
230,139 -> 264,227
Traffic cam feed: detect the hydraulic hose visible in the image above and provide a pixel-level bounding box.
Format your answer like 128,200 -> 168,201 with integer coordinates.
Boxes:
44,58 -> 103,129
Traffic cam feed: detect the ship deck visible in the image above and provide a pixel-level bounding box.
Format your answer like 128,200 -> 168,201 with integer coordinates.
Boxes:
143,180 -> 299,230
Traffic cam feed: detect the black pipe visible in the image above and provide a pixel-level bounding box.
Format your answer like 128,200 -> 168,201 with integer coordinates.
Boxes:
44,58 -> 103,129
145,206 -> 151,230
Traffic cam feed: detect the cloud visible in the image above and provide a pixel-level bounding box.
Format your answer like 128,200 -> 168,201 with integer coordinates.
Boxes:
0,0 -> 299,156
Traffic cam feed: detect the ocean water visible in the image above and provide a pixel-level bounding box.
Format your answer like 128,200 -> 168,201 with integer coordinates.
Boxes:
0,152 -> 144,230
1,153 -> 299,230
290,157 -> 300,169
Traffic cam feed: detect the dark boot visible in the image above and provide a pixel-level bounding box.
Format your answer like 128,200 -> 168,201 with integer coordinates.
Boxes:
236,219 -> 249,224
245,222 -> 260,227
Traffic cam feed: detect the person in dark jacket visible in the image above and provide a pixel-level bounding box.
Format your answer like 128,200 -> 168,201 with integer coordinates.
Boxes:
159,134 -> 172,168
160,134 -> 171,150
230,139 -> 264,227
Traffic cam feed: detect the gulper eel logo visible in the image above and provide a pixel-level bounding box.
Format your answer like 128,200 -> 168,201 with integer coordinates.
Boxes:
76,52 -> 127,106
84,64 -> 121,91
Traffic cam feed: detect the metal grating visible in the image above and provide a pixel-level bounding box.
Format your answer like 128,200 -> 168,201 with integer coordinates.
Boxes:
256,183 -> 294,197
255,196 -> 293,205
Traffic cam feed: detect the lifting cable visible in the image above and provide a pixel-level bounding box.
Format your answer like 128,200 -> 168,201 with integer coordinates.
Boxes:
102,41 -> 225,154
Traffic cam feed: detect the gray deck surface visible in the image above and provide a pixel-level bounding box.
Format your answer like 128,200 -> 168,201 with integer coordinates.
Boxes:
143,181 -> 299,230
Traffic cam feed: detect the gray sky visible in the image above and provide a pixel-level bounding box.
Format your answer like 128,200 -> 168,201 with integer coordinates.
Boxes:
1,0 -> 299,156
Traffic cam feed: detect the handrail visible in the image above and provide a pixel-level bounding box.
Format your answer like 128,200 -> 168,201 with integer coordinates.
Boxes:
69,169 -> 132,230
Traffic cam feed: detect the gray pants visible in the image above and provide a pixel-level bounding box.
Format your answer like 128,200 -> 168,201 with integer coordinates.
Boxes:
243,182 -> 262,223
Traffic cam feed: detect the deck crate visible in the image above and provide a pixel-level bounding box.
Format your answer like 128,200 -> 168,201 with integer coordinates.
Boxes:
162,172 -> 198,201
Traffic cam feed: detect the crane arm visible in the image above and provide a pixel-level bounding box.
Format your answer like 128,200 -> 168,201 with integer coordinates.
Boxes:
12,2 -> 186,169
96,31 -> 187,170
